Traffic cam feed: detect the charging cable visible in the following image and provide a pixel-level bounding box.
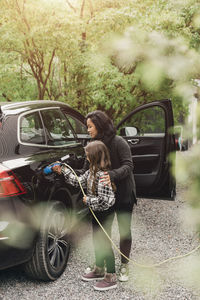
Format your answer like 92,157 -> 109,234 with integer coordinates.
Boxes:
62,163 -> 200,268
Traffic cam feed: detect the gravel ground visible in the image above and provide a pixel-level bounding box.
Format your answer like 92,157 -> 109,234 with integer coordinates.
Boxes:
0,154 -> 200,300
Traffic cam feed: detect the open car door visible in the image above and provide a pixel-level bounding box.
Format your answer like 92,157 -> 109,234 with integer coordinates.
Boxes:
116,99 -> 176,200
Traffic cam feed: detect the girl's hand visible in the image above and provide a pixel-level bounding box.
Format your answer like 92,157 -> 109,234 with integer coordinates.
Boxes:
52,164 -> 62,175
83,196 -> 87,204
100,172 -> 111,186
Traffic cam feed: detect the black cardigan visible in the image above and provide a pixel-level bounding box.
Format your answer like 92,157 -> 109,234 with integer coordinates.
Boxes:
105,135 -> 137,208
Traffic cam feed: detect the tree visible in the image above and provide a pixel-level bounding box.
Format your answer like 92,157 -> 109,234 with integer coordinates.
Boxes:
0,0 -> 81,100
62,0 -> 200,123
0,0 -> 199,122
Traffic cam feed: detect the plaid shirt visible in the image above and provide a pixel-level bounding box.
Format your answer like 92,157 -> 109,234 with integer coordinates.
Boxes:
61,166 -> 115,211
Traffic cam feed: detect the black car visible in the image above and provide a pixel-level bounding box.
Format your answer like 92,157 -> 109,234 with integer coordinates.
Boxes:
0,99 -> 176,281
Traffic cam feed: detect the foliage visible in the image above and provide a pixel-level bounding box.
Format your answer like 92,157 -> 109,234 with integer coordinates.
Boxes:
0,0 -> 199,124
0,0 -> 81,100
0,52 -> 37,101
174,105 -> 200,291
176,103 -> 200,233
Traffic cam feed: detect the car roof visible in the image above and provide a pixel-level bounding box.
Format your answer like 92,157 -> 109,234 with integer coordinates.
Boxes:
0,100 -> 84,121
0,100 -> 69,112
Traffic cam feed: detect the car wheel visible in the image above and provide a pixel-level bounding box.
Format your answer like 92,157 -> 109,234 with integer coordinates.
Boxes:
24,201 -> 70,281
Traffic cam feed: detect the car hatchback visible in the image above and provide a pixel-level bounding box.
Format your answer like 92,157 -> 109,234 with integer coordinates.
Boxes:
0,100 -> 89,281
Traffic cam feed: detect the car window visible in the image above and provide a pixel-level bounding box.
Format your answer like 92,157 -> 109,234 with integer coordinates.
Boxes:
41,109 -> 76,146
20,112 -> 45,144
118,106 -> 165,137
66,115 -> 88,138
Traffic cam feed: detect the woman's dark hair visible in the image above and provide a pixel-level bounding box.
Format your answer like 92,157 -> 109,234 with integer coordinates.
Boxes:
84,140 -> 115,194
85,110 -> 116,140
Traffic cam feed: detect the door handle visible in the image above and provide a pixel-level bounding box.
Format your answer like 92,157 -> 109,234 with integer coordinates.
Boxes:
127,139 -> 139,145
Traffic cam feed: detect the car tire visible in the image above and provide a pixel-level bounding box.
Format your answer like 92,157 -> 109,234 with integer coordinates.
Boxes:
24,201 -> 70,281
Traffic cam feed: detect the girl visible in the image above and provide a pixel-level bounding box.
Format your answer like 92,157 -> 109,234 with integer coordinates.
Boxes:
52,140 -> 117,291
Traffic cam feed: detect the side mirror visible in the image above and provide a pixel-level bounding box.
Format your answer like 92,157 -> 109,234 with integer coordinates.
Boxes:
120,126 -> 138,137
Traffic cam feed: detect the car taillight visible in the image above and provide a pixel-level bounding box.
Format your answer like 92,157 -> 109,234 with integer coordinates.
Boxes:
0,166 -> 26,197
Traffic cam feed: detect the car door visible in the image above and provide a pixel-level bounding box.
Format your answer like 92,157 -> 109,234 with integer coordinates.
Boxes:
116,99 -> 176,200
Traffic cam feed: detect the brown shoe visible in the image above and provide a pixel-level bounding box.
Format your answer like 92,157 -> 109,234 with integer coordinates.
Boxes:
81,266 -> 104,282
93,273 -> 117,291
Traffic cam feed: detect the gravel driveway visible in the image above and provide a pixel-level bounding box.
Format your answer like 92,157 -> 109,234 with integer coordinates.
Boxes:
0,158 -> 200,300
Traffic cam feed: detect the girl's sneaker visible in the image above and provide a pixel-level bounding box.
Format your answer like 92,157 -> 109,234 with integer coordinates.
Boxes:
94,273 -> 117,291
118,263 -> 129,282
82,266 -> 104,281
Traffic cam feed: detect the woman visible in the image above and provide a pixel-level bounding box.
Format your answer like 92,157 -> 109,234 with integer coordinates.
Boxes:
84,110 -> 137,282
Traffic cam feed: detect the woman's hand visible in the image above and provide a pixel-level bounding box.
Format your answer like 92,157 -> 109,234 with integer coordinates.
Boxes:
100,172 -> 111,186
52,164 -> 62,175
83,195 -> 87,204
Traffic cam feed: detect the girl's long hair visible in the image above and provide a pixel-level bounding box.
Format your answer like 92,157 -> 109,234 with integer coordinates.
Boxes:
84,140 -> 115,194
